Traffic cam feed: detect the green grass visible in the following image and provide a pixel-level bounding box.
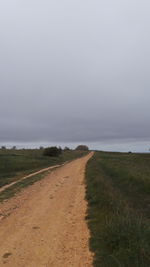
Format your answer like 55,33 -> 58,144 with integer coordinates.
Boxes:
0,148 -> 87,188
85,151 -> 150,267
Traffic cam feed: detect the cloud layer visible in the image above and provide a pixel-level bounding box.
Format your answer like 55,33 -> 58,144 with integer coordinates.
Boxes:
0,0 -> 150,144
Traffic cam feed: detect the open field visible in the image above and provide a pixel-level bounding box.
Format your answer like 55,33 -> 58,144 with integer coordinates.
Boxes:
85,151 -> 150,266
0,148 -> 87,188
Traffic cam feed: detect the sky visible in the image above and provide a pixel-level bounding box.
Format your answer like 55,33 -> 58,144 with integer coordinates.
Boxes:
0,0 -> 150,152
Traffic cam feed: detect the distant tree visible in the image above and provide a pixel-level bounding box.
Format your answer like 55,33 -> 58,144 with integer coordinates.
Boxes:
39,146 -> 44,150
57,146 -> 62,155
1,146 -> 6,150
12,146 -> 16,150
75,145 -> 89,151
43,146 -> 62,157
64,146 -> 70,151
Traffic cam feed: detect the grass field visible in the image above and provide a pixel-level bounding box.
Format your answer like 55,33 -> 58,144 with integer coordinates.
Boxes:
86,151 -> 150,267
0,148 -> 87,188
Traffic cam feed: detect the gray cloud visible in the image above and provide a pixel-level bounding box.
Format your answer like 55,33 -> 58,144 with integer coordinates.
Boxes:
0,0 -> 150,146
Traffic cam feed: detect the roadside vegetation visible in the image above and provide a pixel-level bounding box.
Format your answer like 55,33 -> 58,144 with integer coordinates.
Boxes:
0,148 -> 87,188
86,151 -> 150,267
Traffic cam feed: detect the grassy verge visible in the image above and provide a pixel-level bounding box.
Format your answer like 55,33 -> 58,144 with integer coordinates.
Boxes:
0,149 -> 87,188
85,151 -> 150,267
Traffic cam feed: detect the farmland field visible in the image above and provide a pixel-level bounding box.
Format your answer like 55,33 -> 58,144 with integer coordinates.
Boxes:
85,151 -> 150,267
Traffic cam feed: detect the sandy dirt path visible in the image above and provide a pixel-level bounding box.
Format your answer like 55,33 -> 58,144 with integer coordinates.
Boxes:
0,152 -> 93,267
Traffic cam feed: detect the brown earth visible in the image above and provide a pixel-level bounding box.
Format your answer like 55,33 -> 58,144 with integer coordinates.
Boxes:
0,152 -> 94,267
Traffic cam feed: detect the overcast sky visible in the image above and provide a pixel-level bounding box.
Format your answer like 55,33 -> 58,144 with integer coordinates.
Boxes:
0,0 -> 150,151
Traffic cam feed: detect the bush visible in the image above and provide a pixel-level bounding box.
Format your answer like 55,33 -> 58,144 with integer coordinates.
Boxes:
1,146 -> 6,150
75,145 -> 89,151
43,146 -> 62,157
64,146 -> 70,151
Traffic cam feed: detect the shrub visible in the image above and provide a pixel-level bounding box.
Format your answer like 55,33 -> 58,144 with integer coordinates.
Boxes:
64,146 -> 70,151
43,146 -> 62,157
75,145 -> 89,151
1,146 -> 6,150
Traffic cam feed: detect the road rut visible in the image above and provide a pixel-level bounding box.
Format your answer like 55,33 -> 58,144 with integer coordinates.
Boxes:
0,152 -> 93,267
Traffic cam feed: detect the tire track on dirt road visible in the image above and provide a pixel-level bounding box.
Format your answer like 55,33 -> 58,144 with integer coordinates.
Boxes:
0,152 -> 94,267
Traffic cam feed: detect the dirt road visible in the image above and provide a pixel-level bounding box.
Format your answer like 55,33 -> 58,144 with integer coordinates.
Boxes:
0,152 -> 93,267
